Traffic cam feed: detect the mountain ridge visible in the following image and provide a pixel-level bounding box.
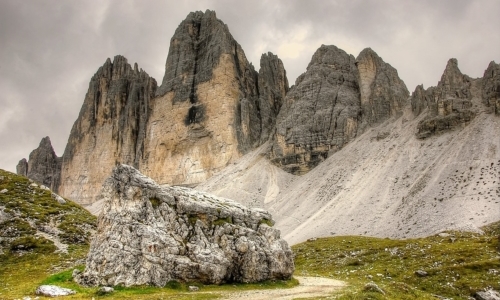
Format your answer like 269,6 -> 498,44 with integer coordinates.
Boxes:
16,10 -> 500,243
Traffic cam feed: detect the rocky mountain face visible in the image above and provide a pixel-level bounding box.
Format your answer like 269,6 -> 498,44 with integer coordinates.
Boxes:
198,59 -> 500,244
410,58 -> 475,138
17,9 -> 500,246
57,55 -> 157,205
19,10 -> 288,205
268,45 -> 408,174
76,165 -> 293,286
482,61 -> 500,114
258,52 -> 289,144
16,137 -> 61,191
139,10 -> 277,187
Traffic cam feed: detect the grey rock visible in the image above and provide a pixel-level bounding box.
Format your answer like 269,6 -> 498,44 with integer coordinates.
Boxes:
157,10 -> 262,153
410,58 -> 475,138
64,55 -> 157,170
16,158 -> 28,177
75,164 -> 294,287
268,45 -> 360,174
356,48 -> 409,130
0,189 -> 7,194
35,285 -> 76,297
475,289 -> 500,300
364,282 -> 385,294
482,61 -> 500,115
268,45 -> 407,174
97,286 -> 114,295
188,286 -> 200,291
51,192 -> 66,204
72,269 -> 81,278
19,137 -> 62,191
415,270 -> 428,277
258,52 -> 289,143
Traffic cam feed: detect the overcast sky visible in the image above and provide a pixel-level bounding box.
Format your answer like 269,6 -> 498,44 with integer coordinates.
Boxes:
1,0 -> 499,172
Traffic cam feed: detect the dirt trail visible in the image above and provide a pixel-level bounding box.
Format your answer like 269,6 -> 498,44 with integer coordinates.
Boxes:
221,276 -> 346,300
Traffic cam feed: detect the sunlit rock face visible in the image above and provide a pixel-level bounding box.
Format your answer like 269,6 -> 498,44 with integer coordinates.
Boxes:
21,10 -> 287,205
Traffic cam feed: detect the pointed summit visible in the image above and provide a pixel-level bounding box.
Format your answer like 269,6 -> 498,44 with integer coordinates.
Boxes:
16,136 -> 61,190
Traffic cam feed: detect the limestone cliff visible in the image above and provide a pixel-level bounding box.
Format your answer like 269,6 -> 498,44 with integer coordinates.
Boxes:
20,10 -> 288,205
16,137 -> 61,191
76,164 -> 293,286
258,52 -> 289,143
140,10 -> 263,186
58,56 -> 157,205
268,45 -> 408,174
410,58 -> 475,138
356,48 -> 409,130
482,61 -> 500,114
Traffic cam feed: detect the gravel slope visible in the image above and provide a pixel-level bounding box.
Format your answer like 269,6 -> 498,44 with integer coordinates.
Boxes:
198,82 -> 500,245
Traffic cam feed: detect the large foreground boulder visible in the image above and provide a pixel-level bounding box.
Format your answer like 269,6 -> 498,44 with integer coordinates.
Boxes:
75,164 -> 294,286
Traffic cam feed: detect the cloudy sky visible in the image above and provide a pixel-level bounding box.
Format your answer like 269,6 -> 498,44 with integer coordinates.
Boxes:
1,0 -> 499,172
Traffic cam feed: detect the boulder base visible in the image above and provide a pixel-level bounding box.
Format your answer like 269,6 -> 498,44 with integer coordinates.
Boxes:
75,164 -> 294,287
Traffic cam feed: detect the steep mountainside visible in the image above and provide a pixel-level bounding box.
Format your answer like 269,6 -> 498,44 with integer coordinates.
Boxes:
15,10 -> 500,244
16,137 -> 61,192
198,60 -> 500,244
18,10 -> 288,205
268,46 -> 408,174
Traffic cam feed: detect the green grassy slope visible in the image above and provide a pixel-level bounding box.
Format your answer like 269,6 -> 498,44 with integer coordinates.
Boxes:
293,223 -> 500,299
0,168 -> 97,298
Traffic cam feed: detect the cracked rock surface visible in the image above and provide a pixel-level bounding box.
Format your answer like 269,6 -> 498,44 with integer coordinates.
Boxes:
76,164 -> 294,286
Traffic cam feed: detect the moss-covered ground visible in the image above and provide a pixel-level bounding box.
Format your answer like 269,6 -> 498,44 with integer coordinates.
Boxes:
293,222 -> 500,299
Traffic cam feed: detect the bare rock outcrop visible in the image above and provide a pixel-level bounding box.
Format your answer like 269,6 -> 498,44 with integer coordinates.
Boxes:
75,164 -> 293,286
482,61 -> 500,114
410,58 -> 474,138
141,10 -> 263,187
18,10 -> 289,206
58,56 -> 157,205
356,48 -> 409,130
258,52 -> 289,143
268,45 -> 408,174
16,158 -> 28,177
16,137 -> 61,191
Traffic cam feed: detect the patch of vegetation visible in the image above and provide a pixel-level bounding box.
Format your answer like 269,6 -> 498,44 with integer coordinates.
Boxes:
149,197 -> 161,209
259,218 -> 274,227
293,228 -> 500,299
0,218 -> 36,237
9,236 -> 56,253
188,214 -> 199,225
0,168 -> 97,254
213,216 -> 233,226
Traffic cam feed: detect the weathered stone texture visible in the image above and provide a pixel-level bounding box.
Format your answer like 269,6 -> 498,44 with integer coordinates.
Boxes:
58,56 -> 157,205
76,165 -> 293,286
141,10 -> 262,187
268,45 -> 407,174
268,45 -> 360,174
482,61 -> 500,114
258,52 -> 289,143
17,137 -> 61,191
19,10 -> 289,205
356,48 -> 409,130
16,158 -> 28,177
410,58 -> 475,138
